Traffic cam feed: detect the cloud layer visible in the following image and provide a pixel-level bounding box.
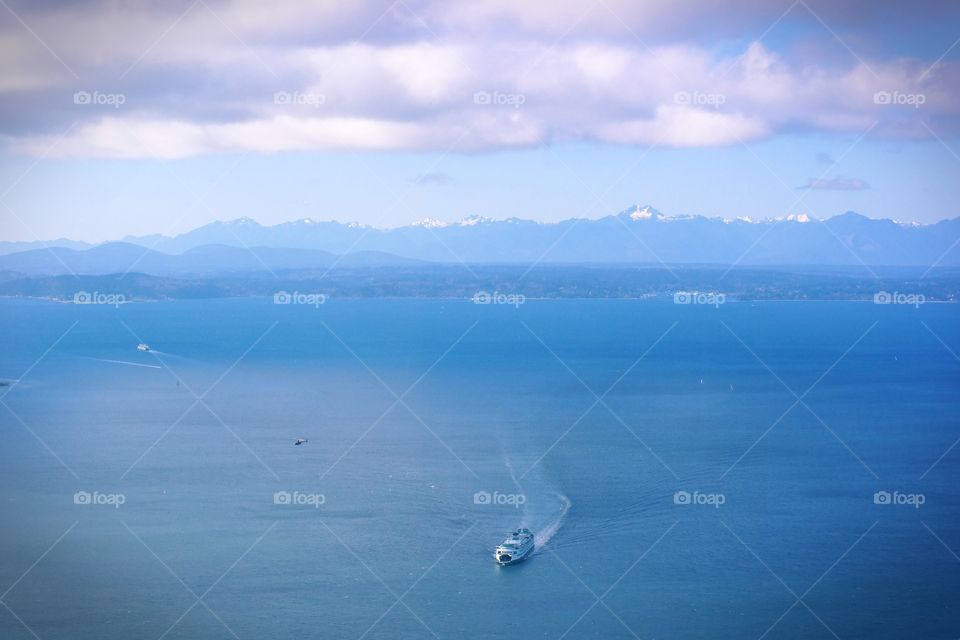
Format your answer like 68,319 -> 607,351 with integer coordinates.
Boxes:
799,177 -> 871,191
2,0 -> 958,158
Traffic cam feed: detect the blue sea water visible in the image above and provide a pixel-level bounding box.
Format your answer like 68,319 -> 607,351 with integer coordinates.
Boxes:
1,298 -> 958,639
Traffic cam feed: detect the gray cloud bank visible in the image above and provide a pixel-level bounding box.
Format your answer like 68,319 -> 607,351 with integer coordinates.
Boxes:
1,0 -> 958,158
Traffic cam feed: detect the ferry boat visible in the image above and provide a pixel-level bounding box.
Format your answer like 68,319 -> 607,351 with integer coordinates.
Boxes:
494,528 -> 535,565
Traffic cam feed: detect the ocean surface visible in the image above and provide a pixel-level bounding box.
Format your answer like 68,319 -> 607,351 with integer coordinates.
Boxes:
1,298 -> 958,639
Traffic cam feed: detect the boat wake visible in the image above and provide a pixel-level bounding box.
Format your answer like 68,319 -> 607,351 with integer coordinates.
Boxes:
86,357 -> 162,369
504,454 -> 571,552
531,494 -> 571,550
147,350 -> 179,357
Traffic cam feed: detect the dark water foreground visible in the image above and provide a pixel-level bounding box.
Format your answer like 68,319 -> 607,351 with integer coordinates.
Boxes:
0,298 -> 957,639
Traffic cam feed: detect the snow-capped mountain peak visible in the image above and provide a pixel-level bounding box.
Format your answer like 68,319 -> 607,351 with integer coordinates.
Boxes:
458,214 -> 493,226
772,213 -> 815,223
226,216 -> 260,226
55,206 -> 957,269
412,218 -> 449,228
623,204 -> 663,221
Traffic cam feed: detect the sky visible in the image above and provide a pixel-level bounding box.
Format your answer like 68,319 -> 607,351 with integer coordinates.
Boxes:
1,0 -> 959,242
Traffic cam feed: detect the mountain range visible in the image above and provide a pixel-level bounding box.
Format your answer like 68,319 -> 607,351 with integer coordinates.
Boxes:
1,206 -> 958,272
0,243 -> 416,277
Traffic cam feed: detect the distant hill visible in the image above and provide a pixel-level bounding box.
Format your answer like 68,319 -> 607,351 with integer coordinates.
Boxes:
4,206 -> 959,268
1,264 -> 957,302
0,238 -> 92,256
0,243 -> 419,277
117,207 -> 960,267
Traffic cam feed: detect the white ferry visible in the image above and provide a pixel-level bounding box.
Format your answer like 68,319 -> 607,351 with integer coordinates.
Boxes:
494,528 -> 535,565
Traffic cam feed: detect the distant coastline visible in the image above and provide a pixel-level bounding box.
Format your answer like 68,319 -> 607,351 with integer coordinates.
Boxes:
1,263 -> 957,303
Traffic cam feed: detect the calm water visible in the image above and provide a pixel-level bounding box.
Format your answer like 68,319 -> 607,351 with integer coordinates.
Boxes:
1,298 -> 958,639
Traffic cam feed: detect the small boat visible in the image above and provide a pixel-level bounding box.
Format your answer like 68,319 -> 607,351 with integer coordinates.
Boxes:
137,343 -> 151,352
295,438 -> 308,446
494,528 -> 535,565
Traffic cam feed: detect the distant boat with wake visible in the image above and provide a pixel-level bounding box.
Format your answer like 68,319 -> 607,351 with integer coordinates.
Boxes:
494,528 -> 535,565
137,343 -> 151,352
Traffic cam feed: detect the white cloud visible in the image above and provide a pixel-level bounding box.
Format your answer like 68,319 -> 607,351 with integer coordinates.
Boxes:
1,0 -> 957,158
592,106 -> 771,147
